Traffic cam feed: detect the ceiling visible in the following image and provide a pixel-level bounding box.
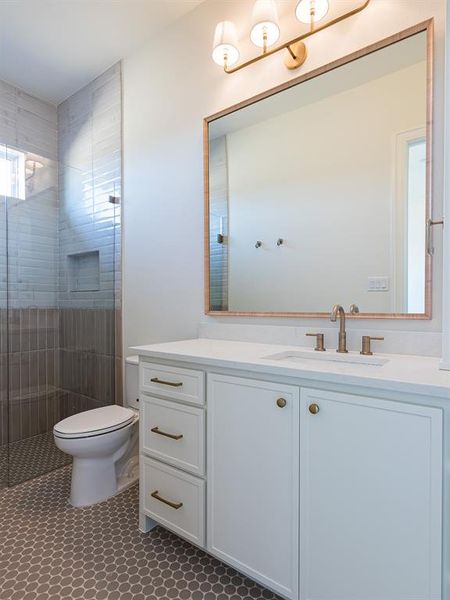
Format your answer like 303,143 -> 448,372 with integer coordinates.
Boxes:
0,0 -> 203,105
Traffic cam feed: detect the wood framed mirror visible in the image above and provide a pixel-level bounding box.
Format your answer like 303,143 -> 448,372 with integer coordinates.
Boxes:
204,20 -> 433,319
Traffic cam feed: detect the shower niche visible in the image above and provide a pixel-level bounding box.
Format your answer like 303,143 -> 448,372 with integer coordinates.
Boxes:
68,251 -> 100,293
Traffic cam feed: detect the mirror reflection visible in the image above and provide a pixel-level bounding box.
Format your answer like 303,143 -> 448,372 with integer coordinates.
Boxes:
207,30 -> 430,316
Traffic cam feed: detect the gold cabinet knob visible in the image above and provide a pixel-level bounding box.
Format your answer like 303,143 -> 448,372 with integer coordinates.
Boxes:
276,398 -> 287,408
309,403 -> 320,415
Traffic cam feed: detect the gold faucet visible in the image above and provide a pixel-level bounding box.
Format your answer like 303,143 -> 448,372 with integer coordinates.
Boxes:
330,304 -> 348,353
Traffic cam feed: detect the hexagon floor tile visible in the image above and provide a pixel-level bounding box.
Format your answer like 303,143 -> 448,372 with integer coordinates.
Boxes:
0,432 -> 71,488
0,466 -> 282,600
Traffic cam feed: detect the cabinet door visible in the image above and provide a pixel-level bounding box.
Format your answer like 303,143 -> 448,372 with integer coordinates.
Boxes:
207,374 -> 299,599
300,388 -> 442,600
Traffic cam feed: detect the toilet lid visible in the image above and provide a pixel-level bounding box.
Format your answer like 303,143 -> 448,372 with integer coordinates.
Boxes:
54,405 -> 135,438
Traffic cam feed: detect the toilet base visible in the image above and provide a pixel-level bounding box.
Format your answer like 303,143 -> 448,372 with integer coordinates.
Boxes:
69,456 -> 139,507
70,456 -> 119,507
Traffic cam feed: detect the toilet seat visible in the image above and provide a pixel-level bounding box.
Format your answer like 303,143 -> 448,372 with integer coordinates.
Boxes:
54,405 -> 136,439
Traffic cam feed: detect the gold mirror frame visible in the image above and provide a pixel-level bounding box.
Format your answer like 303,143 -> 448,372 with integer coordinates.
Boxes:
204,20 -> 434,319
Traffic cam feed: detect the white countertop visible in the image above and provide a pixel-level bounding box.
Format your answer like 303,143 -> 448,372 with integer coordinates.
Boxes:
131,338 -> 450,400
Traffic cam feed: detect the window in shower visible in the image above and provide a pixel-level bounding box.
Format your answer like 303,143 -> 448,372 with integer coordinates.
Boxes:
0,147 -> 25,200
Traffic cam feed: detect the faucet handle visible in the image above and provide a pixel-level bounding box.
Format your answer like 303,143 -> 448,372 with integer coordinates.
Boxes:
306,333 -> 326,352
360,336 -> 384,356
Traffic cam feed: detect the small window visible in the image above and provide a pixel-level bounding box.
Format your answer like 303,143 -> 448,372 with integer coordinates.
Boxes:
0,146 -> 25,200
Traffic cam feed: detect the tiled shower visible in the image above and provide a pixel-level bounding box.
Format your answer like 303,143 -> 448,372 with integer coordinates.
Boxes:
0,64 -> 122,487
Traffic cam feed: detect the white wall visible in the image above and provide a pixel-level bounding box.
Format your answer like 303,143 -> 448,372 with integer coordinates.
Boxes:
226,61 -> 426,313
123,0 -> 445,357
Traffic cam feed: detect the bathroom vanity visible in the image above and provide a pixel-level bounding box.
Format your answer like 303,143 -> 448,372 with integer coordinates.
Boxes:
133,338 -> 449,600
133,25 -> 446,597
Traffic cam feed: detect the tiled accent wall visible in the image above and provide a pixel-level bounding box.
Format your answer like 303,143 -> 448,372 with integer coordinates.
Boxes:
209,137 -> 229,311
8,308 -> 60,443
59,308 -> 116,419
57,62 -> 122,410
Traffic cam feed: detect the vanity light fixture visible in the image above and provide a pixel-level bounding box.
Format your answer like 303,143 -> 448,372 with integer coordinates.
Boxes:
212,0 -> 370,73
296,0 -> 329,26
212,21 -> 240,68
250,0 -> 280,53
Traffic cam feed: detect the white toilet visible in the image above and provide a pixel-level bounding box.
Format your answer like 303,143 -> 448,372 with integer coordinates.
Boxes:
54,356 -> 140,507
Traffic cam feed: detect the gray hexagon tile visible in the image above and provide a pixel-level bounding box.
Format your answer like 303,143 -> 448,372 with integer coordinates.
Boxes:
0,466 -> 281,600
0,432 -> 71,488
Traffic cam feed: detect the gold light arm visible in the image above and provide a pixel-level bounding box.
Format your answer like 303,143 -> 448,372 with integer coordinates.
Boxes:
224,0 -> 371,74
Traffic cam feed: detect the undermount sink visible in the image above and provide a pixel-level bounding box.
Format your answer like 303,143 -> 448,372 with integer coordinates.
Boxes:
262,350 -> 389,367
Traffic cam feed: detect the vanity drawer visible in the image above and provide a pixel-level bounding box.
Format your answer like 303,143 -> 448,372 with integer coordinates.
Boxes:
141,396 -> 205,476
140,361 -> 205,405
142,456 -> 205,547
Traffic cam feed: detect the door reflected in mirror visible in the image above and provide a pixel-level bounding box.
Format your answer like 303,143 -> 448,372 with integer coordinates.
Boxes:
205,23 -> 432,318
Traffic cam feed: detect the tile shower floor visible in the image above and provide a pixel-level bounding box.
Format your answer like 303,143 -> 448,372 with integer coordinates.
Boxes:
0,466 -> 281,600
1,431 -> 71,487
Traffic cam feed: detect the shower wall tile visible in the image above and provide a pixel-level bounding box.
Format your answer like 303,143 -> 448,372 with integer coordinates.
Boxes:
59,390 -> 102,421
8,389 -> 62,443
58,63 -> 121,312
59,308 -> 116,407
8,338 -> 61,443
2,307 -> 62,443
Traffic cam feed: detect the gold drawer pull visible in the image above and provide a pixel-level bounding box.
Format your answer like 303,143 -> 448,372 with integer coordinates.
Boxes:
150,377 -> 183,387
309,403 -> 320,415
151,490 -> 183,510
151,426 -> 183,441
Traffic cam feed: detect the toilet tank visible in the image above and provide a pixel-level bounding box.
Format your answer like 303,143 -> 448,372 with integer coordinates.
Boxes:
125,356 -> 139,410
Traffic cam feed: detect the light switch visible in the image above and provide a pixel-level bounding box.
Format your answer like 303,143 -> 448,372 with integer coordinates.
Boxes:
368,277 -> 390,292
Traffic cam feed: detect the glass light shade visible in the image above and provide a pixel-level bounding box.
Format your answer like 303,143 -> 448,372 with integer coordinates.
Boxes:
296,0 -> 329,23
250,0 -> 280,48
212,21 -> 239,67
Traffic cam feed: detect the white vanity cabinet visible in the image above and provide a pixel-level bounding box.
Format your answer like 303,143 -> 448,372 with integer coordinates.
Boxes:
299,388 -> 443,600
207,374 -> 299,599
136,342 -> 446,600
